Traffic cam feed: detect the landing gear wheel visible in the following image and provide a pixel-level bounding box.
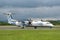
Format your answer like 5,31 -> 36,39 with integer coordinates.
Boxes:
21,27 -> 24,29
49,26 -> 52,28
34,26 -> 37,29
18,26 -> 20,27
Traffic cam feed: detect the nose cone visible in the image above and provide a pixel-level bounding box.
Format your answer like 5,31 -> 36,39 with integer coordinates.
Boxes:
50,24 -> 54,27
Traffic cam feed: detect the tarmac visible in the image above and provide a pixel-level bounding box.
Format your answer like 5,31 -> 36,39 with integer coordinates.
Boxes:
0,25 -> 60,30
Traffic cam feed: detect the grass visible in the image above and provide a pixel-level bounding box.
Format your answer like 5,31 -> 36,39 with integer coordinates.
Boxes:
0,30 -> 60,40
0,21 -> 60,40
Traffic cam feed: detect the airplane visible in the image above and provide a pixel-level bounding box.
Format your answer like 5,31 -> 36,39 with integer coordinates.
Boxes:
4,12 -> 54,29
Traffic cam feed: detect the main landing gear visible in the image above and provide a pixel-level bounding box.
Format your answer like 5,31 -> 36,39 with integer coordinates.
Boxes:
34,26 -> 37,29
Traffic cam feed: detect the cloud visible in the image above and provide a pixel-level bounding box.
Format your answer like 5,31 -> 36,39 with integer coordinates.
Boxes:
0,6 -> 60,20
0,0 -> 60,21
0,0 -> 60,8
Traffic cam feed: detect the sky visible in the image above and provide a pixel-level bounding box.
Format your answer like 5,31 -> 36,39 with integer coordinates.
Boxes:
0,0 -> 60,21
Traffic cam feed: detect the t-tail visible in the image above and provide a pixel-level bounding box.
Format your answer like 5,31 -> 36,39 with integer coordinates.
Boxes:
4,12 -> 14,24
4,12 -> 20,25
4,12 -> 25,28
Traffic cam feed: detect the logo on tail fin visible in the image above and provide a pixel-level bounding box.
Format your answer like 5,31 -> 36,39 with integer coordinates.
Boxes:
4,12 -> 14,23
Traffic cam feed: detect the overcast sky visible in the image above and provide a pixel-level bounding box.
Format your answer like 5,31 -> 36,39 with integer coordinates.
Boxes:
0,0 -> 60,21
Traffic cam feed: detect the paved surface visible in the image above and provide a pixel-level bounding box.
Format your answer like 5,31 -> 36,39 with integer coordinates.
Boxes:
0,25 -> 60,30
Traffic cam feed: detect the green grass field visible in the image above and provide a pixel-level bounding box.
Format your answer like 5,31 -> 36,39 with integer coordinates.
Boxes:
0,21 -> 60,40
0,30 -> 60,40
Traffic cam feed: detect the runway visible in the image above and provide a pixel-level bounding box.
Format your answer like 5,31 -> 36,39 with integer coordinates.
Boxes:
0,25 -> 60,30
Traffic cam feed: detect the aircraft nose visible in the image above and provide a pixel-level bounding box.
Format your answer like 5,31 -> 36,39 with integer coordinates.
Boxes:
50,24 -> 54,26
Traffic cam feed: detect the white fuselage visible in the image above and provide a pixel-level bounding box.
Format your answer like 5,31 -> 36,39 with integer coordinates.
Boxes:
4,12 -> 54,27
24,20 -> 54,27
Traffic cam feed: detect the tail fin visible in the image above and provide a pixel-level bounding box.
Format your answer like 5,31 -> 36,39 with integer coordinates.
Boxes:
4,12 -> 14,24
4,12 -> 21,26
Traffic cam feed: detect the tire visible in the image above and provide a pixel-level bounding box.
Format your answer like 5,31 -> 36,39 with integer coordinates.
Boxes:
34,26 -> 37,29
18,26 -> 20,27
21,27 -> 24,29
49,26 -> 52,28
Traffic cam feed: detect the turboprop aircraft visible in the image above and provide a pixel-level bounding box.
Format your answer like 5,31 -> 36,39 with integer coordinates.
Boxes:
4,12 -> 54,29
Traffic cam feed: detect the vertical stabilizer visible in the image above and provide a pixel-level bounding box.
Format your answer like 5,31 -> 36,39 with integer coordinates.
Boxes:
4,12 -> 14,24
